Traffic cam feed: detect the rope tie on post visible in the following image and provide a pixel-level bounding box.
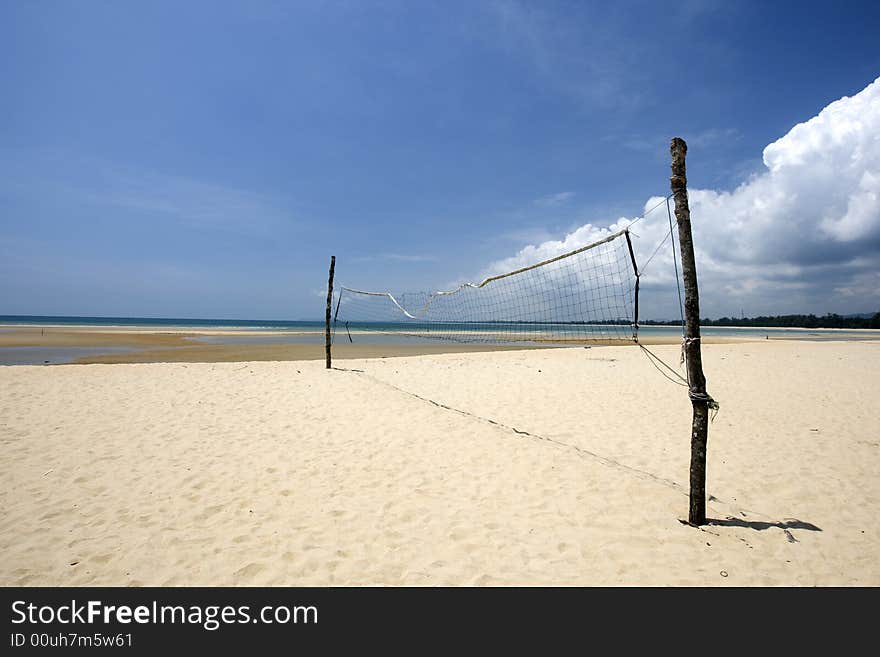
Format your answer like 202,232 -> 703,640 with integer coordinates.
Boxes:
680,336 -> 720,420
688,389 -> 720,420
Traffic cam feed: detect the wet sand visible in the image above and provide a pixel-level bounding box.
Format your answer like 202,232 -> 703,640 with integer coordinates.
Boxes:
0,325 -> 762,364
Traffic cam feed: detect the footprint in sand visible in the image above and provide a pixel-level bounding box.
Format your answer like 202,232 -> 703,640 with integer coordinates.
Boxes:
197,504 -> 225,521
233,562 -> 266,583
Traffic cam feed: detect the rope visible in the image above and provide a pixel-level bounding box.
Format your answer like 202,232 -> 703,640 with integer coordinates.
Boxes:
681,336 -> 700,366
334,366 -> 804,535
665,196 -> 686,339
331,290 -> 342,344
638,343 -> 688,387
625,193 -> 674,230
638,224 -> 673,274
665,195 -> 691,394
344,366 -> 698,501
621,196 -> 723,421
639,341 -> 720,420
689,389 -> 720,419
337,192 -> 669,338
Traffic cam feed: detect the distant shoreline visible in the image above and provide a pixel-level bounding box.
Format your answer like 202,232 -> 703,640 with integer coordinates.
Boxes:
3,315 -> 880,332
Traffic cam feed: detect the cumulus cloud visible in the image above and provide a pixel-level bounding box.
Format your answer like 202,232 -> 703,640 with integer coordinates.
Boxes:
486,218 -> 631,277
485,77 -> 880,318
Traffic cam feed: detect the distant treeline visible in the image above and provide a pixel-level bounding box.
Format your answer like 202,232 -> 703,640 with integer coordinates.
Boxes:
642,312 -> 880,329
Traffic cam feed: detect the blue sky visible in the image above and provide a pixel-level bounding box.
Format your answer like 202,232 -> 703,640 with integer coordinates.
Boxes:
2,0 -> 879,320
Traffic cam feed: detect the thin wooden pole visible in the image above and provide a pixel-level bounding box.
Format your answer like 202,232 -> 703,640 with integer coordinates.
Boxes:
670,137 -> 712,526
325,255 -> 336,370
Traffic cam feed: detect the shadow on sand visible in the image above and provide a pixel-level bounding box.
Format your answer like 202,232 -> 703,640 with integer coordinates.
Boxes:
706,517 -> 822,543
707,517 -> 822,532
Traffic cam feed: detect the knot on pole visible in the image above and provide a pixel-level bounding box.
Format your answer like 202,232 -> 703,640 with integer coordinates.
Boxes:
669,135 -> 712,525
680,335 -> 701,366
688,389 -> 720,420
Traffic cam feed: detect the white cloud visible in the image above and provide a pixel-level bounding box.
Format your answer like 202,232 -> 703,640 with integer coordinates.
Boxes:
486,218 -> 630,278
533,191 -> 576,207
484,77 -> 880,317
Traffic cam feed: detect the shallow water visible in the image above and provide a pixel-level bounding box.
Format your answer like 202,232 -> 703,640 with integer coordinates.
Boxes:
0,346 -> 139,366
187,325 -> 880,346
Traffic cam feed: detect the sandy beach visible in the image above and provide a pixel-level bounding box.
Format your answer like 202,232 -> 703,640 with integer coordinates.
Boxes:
1,338 -> 878,586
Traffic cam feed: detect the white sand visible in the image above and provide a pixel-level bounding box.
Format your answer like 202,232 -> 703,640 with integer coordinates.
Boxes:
1,340 -> 878,586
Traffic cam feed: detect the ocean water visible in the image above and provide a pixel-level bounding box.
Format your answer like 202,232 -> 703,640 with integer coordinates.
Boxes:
0,315 -> 325,331
0,346 -> 138,365
1,315 -> 877,340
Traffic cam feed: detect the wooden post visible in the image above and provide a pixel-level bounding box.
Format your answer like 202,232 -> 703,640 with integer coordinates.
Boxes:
670,137 -> 712,526
325,256 -> 336,369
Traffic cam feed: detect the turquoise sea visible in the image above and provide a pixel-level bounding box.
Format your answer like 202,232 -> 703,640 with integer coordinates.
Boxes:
0,315 -> 326,331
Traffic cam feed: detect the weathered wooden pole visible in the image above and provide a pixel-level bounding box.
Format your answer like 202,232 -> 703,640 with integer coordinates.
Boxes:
670,137 -> 713,526
325,255 -> 336,369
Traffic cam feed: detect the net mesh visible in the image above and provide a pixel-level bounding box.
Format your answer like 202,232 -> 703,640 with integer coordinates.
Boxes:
333,229 -> 639,345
